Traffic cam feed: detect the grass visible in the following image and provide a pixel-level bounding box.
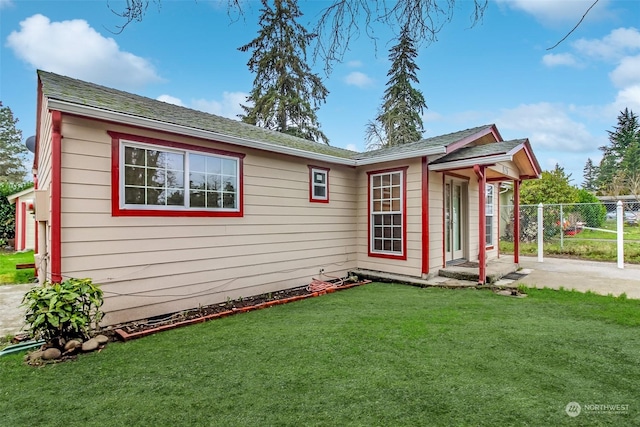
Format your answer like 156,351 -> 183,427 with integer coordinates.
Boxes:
1,283 -> 639,426
0,250 -> 35,285
501,221 -> 640,263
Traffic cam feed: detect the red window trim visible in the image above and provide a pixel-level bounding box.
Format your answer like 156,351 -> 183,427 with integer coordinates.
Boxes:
308,165 -> 330,203
109,131 -> 245,217
367,166 -> 408,261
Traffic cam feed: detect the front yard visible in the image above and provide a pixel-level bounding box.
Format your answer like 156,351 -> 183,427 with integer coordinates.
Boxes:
0,250 -> 34,285
1,283 -> 639,426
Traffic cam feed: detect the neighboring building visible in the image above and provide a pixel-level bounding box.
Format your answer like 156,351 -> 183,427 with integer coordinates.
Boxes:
7,187 -> 36,251
33,70 -> 541,325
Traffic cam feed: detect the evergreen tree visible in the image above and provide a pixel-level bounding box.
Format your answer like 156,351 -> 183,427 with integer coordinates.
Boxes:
0,102 -> 28,183
596,108 -> 640,195
366,25 -> 427,148
238,0 -> 329,144
582,158 -> 598,191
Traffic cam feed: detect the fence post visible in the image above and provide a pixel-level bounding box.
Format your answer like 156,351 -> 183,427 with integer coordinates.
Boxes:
538,203 -> 544,263
559,203 -> 564,249
617,200 -> 624,269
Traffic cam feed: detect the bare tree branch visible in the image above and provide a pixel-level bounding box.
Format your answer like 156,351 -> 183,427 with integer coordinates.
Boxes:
546,0 -> 599,50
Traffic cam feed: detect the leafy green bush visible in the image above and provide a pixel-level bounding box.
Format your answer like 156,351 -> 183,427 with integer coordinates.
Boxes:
0,181 -> 34,243
575,189 -> 607,228
22,278 -> 103,346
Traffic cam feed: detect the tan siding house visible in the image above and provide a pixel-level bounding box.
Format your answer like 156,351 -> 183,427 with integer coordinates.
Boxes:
33,71 -> 542,325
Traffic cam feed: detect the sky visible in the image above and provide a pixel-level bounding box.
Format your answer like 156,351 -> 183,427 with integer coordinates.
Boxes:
1,0 -> 639,185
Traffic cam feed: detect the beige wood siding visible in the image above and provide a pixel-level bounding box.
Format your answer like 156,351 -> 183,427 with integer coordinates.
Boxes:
35,99 -> 53,281
355,159 -> 422,277
427,170 -> 444,275
58,116 -> 358,324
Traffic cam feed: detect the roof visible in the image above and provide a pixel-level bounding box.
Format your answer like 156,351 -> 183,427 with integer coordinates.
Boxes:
38,70 -> 356,160
353,124 -> 495,160
36,70 -> 538,173
6,187 -> 35,203
430,139 -> 526,164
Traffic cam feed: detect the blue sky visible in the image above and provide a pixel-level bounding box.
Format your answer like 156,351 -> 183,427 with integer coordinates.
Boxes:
1,0 -> 639,184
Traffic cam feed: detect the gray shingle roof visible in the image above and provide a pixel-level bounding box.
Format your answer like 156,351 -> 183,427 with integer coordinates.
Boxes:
38,70 -> 357,159
430,139 -> 526,164
353,124 -> 495,160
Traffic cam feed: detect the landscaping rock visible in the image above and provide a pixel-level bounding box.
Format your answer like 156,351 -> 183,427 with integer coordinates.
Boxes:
64,339 -> 82,351
42,348 -> 61,360
82,338 -> 99,352
26,350 -> 44,361
94,334 -> 109,345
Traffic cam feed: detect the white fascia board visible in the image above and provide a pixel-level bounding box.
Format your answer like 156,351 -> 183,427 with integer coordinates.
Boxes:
429,154 -> 513,171
354,147 -> 447,166
6,187 -> 35,202
48,100 -> 356,166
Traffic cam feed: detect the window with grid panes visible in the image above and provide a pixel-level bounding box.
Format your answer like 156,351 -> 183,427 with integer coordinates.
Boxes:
370,170 -> 404,255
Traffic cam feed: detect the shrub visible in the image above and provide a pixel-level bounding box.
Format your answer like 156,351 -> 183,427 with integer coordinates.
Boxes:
22,278 -> 103,347
575,189 -> 607,228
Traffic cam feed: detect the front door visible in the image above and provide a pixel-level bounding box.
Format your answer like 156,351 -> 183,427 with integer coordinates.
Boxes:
445,179 -> 466,263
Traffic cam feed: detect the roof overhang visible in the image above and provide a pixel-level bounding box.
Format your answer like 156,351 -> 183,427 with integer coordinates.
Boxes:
429,154 -> 512,172
6,187 -> 35,203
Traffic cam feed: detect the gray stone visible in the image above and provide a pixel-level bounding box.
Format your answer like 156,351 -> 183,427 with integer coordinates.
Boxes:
64,339 -> 82,351
94,334 -> 109,345
42,348 -> 61,360
81,338 -> 99,352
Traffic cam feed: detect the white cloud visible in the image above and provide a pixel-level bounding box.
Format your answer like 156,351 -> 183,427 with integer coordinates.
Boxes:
496,103 -> 595,153
542,53 -> 581,67
345,143 -> 358,152
346,60 -> 363,68
157,95 -> 184,106
496,0 -> 611,25
573,27 -> 640,61
192,91 -> 247,120
5,14 -> 162,88
344,71 -> 374,88
609,55 -> 640,88
608,84 -> 640,114
0,0 -> 14,9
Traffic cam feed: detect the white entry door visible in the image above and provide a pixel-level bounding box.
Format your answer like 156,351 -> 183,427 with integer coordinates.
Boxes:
445,179 -> 466,263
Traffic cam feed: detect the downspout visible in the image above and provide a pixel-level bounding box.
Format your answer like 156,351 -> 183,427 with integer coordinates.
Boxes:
421,157 -> 430,276
514,179 -> 521,265
474,165 -> 486,284
51,110 -> 62,283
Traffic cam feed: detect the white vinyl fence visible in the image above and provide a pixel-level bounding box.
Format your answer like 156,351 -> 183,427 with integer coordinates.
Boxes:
500,200 -> 640,269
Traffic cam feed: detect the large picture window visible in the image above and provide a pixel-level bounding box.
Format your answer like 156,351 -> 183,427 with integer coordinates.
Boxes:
110,132 -> 244,217
368,168 -> 407,259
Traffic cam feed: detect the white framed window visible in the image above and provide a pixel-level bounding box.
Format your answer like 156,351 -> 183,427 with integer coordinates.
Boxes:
114,135 -> 244,217
369,168 -> 406,258
486,184 -> 494,246
309,166 -> 329,203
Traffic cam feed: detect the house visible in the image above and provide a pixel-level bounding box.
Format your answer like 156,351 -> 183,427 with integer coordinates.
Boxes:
7,187 -> 36,251
33,70 -> 541,325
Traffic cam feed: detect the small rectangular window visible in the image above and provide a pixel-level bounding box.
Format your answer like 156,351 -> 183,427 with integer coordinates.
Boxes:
309,166 -> 329,203
486,184 -> 494,246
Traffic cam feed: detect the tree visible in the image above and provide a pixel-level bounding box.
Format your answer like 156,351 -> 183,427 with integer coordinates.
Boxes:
595,108 -> 640,195
575,188 -> 606,228
0,102 -> 28,183
582,158 -> 598,192
366,25 -> 427,149
238,0 -> 329,144
520,164 -> 579,205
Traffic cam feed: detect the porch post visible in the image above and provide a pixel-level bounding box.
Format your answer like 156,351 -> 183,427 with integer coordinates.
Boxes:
474,165 -> 486,284
514,179 -> 521,265
421,157 -> 430,276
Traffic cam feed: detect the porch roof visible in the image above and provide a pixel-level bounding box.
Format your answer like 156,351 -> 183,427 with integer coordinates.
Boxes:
428,139 -> 541,180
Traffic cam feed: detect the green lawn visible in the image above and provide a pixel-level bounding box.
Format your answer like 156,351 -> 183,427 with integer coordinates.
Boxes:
1,283 -> 639,426
0,250 -> 34,284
